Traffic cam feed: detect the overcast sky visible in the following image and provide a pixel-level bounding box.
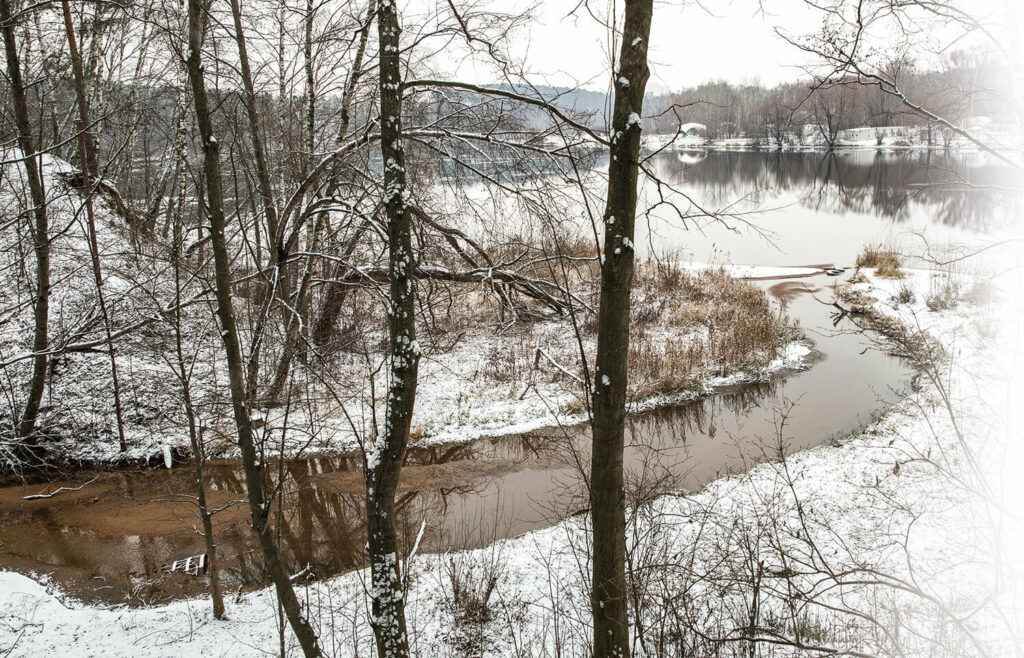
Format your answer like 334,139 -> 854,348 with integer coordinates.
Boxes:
522,0 -> 818,92
441,0 -> 1018,94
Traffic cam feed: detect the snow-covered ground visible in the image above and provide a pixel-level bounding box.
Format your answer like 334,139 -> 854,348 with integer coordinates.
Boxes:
678,261 -> 825,279
0,153 -> 804,466
2,259 -> 1018,656
642,118 -> 1022,154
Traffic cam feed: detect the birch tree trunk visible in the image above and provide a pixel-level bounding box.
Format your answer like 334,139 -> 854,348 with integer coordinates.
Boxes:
183,1 -> 320,654
2,0 -> 50,442
589,2 -> 652,655
365,2 -> 419,655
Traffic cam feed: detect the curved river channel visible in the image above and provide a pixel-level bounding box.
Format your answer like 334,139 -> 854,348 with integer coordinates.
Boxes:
6,149 -> 1014,606
0,273 -> 911,605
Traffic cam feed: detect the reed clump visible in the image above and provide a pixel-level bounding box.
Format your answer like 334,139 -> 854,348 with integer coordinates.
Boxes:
626,263 -> 791,400
856,246 -> 904,279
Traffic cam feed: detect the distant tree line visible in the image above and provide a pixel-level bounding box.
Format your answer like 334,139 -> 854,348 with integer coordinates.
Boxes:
644,50 -> 1011,146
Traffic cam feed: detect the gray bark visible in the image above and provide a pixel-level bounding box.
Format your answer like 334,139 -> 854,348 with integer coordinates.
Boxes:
171,197 -> 225,620
60,0 -> 127,453
309,0 -> 375,348
3,0 -> 50,442
365,2 -> 418,655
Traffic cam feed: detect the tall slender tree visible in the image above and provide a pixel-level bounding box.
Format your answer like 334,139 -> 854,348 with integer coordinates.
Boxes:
183,1 -> 321,654
60,0 -> 128,453
364,1 -> 419,655
589,1 -> 653,655
2,0 -> 50,442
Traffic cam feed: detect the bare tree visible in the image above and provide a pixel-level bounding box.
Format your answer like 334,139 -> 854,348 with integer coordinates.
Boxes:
166,186 -> 226,620
809,84 -> 851,149
363,2 -> 419,654
589,1 -> 653,655
59,0 -> 128,452
183,0 -> 321,654
2,0 -> 51,443
780,0 -> 1023,169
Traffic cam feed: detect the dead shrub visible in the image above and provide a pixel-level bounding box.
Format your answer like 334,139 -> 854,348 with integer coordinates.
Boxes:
925,277 -> 963,311
896,284 -> 915,305
442,554 -> 500,625
484,342 -> 523,383
923,275 -> 991,312
438,549 -> 509,656
628,330 -> 703,400
963,279 -> 994,307
855,246 -> 904,279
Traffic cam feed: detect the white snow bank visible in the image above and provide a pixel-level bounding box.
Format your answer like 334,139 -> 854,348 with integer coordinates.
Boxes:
678,261 -> 824,279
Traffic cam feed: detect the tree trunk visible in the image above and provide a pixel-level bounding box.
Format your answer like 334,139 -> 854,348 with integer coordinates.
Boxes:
171,200 -> 225,620
305,0 -> 375,350
183,1 -> 320,654
227,0 -> 286,307
61,0 -> 128,453
589,2 -> 652,656
365,2 -> 418,656
303,0 -> 316,175
310,220 -> 369,347
3,0 -> 50,442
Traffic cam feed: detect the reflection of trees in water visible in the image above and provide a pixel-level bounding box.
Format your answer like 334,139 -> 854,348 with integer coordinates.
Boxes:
647,151 -> 1019,228
630,380 -> 779,449
807,152 -> 911,221
19,376 -> 796,603
206,445 -> 492,590
405,442 -> 476,466
912,185 -> 1024,231
476,431 -> 568,461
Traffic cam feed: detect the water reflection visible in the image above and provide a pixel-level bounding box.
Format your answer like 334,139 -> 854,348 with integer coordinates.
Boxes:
1,272 -> 913,608
675,150 -> 707,166
647,150 -> 1021,230
0,380 -> 787,606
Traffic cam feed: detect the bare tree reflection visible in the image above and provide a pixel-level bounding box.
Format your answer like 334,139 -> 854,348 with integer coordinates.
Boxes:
647,150 -> 1019,227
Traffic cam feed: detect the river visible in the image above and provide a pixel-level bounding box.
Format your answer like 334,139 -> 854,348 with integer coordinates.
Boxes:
1,149 -> 1013,606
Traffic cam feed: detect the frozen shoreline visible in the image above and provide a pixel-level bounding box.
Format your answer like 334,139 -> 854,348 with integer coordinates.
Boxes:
2,262 -> 1016,656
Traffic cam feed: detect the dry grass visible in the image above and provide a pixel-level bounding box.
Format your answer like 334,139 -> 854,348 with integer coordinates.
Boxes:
325,255 -> 792,408
855,246 -> 904,279
837,282 -> 943,361
896,284 -> 915,305
626,263 -> 791,400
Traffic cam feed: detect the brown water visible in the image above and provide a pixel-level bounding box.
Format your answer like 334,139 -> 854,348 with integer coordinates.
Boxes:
0,274 -> 910,605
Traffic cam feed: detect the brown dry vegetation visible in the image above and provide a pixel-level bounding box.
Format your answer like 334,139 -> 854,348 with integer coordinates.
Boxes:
321,253 -> 791,406
626,263 -> 791,400
856,246 -> 904,279
836,282 -> 942,361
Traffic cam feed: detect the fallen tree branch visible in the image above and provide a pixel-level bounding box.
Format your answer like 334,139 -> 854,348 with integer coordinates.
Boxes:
534,347 -> 583,384
23,475 -> 99,500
